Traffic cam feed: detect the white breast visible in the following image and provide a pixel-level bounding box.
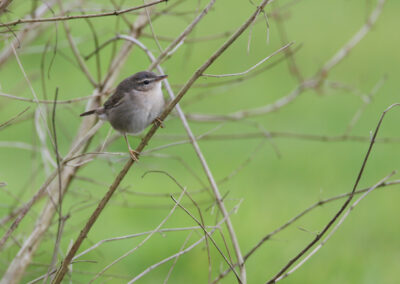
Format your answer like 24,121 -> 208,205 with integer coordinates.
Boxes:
125,82 -> 165,133
142,83 -> 164,108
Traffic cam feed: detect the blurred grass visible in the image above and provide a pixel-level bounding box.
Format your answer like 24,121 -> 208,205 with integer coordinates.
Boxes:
0,0 -> 400,283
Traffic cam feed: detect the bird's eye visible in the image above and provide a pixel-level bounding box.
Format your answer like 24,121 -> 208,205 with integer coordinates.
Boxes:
143,80 -> 150,85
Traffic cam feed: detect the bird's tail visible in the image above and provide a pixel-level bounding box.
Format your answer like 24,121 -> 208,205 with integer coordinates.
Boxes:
80,109 -> 97,117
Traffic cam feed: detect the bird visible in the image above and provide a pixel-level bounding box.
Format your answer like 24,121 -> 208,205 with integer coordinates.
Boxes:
80,71 -> 168,161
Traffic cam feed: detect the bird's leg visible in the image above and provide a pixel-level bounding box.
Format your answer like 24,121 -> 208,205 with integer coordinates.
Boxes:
123,134 -> 139,161
152,117 -> 165,128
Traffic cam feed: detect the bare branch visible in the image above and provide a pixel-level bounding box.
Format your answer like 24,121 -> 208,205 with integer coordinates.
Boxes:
163,231 -> 193,283
202,42 -> 293,78
213,178 -> 400,283
128,205 -> 241,283
266,103 -> 399,284
0,91 -> 103,104
171,196 -> 242,283
51,1 -> 274,282
88,187 -> 187,282
185,0 -> 386,122
0,0 -> 13,14
73,226 -> 217,261
58,1 -> 97,87
274,171 -> 396,282
318,0 -> 385,79
0,0 -> 168,27
0,107 -> 30,130
157,131 -> 400,143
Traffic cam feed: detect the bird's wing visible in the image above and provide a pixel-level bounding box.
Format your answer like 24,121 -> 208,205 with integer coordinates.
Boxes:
104,90 -> 126,110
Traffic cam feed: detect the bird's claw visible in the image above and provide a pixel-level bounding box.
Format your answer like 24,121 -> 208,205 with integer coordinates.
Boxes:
129,149 -> 140,161
153,117 -> 165,128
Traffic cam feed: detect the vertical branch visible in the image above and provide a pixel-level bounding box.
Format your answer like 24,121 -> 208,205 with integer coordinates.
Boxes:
273,2 -> 303,82
83,16 -> 102,85
44,88 -> 64,283
58,1 -> 98,87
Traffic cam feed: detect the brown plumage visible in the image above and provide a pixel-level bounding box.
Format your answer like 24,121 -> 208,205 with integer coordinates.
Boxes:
80,71 -> 168,160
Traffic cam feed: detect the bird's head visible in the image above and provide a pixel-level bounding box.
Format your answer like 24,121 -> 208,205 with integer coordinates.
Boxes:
129,71 -> 168,92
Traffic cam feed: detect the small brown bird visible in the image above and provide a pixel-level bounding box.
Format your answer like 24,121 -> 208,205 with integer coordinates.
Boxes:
80,71 -> 168,160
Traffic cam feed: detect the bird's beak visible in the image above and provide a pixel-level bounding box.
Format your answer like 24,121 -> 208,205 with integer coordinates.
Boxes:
155,74 -> 168,81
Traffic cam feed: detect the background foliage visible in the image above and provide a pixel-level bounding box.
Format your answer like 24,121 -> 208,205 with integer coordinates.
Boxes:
0,0 -> 399,283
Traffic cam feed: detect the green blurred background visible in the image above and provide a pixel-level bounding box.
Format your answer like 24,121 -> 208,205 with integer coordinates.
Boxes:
0,0 -> 399,283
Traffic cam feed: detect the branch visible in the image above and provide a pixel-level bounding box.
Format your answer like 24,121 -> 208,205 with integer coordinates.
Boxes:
0,91 -> 103,104
51,1 -> 274,282
318,0 -> 386,79
156,131 -> 400,143
128,205 -> 241,283
89,186 -> 188,283
266,103 -> 399,283
185,0 -> 386,122
58,1 -> 97,87
0,0 -> 13,14
274,171 -> 396,282
212,177 -> 400,283
0,0 -> 167,27
171,196 -> 242,283
0,107 -> 30,130
202,42 -> 293,78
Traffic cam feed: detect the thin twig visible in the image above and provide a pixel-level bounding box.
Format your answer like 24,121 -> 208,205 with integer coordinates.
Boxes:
0,0 -> 59,67
202,42 -> 293,78
213,178 -> 400,283
0,0 -> 168,27
273,1 -> 303,82
142,170 -> 213,281
163,231 -> 193,284
157,131 -> 400,143
0,107 -> 30,130
128,205 -> 241,283
0,91 -> 104,104
83,15 -> 102,84
171,196 -> 242,283
147,0 -> 217,71
266,103 -> 399,284
274,172 -> 396,282
72,226 -> 217,261
58,0 -> 97,87
186,0 -> 386,122
88,187 -> 188,283
317,0 -> 386,81
44,88 -> 64,283
344,75 -> 387,135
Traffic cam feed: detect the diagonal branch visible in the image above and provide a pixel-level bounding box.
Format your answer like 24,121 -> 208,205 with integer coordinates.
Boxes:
274,171 -> 396,282
212,176 -> 400,283
266,103 -> 400,284
51,1 -> 274,282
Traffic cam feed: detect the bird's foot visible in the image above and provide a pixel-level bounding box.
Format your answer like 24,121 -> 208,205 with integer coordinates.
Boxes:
129,149 -> 140,161
153,117 -> 165,128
